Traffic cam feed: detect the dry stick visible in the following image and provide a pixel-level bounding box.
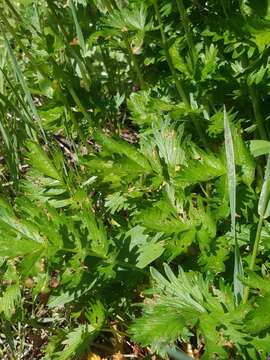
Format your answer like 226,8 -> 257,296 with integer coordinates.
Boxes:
152,0 -> 207,147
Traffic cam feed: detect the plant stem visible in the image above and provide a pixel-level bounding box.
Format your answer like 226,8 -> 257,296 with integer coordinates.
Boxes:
123,34 -> 145,89
243,216 -> 264,303
152,0 -> 207,147
175,0 -> 196,64
152,0 -> 188,105
4,0 -> 21,21
241,54 -> 267,140
249,85 -> 268,140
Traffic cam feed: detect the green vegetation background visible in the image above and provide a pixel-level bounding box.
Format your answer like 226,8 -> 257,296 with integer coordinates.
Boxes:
1,0 -> 270,359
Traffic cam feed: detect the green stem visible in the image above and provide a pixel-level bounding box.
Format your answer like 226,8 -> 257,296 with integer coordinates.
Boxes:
241,54 -> 267,140
175,0 -> 196,64
100,44 -> 115,95
249,85 -> 268,140
67,85 -> 92,123
123,34 -> 144,89
4,0 -> 21,21
152,0 -> 207,147
243,216 -> 264,303
152,0 -> 188,105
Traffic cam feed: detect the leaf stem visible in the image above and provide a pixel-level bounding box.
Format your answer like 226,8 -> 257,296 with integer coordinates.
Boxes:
152,0 -> 207,147
241,54 -> 268,140
123,34 -> 145,89
175,0 -> 196,64
152,0 -> 188,105
249,85 -> 268,140
243,216 -> 264,303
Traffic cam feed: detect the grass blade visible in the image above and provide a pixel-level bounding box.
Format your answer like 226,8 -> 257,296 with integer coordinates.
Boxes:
258,155 -> 270,218
70,0 -> 86,56
224,106 -> 244,304
4,36 -> 46,142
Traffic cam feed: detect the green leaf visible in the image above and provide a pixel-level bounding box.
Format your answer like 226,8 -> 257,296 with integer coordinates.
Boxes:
4,36 -> 45,140
233,127 -> 255,186
53,325 -> 95,360
25,141 -> 62,181
250,140 -> 270,157
0,283 -> 21,319
94,131 -> 152,171
70,0 -> 86,55
224,106 -> 244,304
258,155 -> 270,218
244,294 -> 270,333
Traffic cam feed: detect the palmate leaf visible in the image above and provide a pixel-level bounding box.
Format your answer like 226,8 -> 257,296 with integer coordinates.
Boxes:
174,146 -> 225,186
152,120 -> 186,168
94,131 -> 152,171
80,156 -> 144,188
22,142 -> 71,207
130,264 -> 255,357
0,198 -> 44,257
136,203 -> 190,234
127,91 -> 185,126
130,303 -> 189,352
125,226 -> 164,269
130,265 -> 224,356
52,325 -> 96,360
25,141 -> 62,181
0,283 -> 21,320
81,205 -> 109,257
102,3 -> 153,32
130,265 -> 204,353
244,294 -> 270,334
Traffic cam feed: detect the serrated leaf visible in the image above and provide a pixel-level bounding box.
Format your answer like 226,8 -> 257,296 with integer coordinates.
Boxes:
53,325 -> 95,360
0,283 -> 21,319
94,131 -> 152,171
26,142 -> 62,180
244,294 -> 270,333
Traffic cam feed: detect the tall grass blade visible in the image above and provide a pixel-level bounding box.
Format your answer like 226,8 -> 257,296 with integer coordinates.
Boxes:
258,155 -> 270,218
0,117 -> 19,187
224,106 -> 244,304
4,36 -> 46,141
70,0 -> 86,56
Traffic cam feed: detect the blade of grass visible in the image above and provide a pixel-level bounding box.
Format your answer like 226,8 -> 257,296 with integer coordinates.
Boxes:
0,112 -> 20,188
0,68 -> 37,136
243,155 -> 270,302
70,0 -> 86,56
4,36 -> 46,142
47,1 -> 92,91
224,106 -> 244,305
